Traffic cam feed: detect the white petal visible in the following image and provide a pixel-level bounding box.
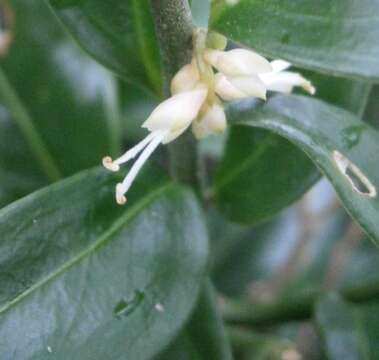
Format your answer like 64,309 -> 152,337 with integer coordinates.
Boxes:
204,48 -> 272,76
192,103 -> 227,139
215,73 -> 267,101
214,73 -> 246,101
227,75 -> 267,100
170,61 -> 200,95
270,59 -> 292,73
260,71 -> 315,95
142,87 -> 208,143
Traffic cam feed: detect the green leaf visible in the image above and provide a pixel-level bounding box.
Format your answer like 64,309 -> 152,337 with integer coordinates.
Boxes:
0,167 -> 209,359
214,126 -> 319,224
0,0 -> 120,206
216,95 -> 379,245
213,70 -> 370,225
48,0 -> 162,95
364,85 -> 379,129
210,0 -> 379,81
316,294 -> 379,359
158,280 -> 233,360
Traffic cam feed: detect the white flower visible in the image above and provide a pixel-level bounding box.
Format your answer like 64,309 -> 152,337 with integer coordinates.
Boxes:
204,48 -> 272,76
259,60 -> 316,95
192,102 -> 227,139
214,72 -> 267,101
103,87 -> 208,204
170,60 -> 200,95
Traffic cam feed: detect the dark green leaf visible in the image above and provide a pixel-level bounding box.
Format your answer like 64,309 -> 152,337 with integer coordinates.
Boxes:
0,0 -> 119,206
48,0 -> 162,95
159,280 -> 233,360
364,85 -> 379,129
211,0 -> 379,81
213,69 -> 370,225
0,167 -> 209,359
214,126 -> 319,224
217,95 -> 379,245
316,294 -> 379,359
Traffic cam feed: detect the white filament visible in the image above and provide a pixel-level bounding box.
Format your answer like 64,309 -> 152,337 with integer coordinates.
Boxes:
116,131 -> 167,199
113,132 -> 157,167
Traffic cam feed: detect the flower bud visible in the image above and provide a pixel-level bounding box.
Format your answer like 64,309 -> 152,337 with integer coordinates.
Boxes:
215,73 -> 267,101
259,60 -> 316,95
170,60 -> 200,95
204,48 -> 272,76
192,103 -> 227,139
206,32 -> 227,51
142,86 -> 208,143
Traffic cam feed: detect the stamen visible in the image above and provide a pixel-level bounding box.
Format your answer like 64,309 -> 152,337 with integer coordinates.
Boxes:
102,132 -> 157,172
115,131 -> 167,205
102,156 -> 120,172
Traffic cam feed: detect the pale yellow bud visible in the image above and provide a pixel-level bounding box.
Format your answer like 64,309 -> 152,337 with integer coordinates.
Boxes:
215,73 -> 267,101
142,86 -> 208,143
170,60 -> 200,95
192,103 -> 227,139
204,48 -> 272,76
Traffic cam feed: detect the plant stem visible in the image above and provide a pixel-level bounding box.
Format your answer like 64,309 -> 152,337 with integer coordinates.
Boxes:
222,280 -> 379,327
150,0 -> 199,187
0,66 -> 61,182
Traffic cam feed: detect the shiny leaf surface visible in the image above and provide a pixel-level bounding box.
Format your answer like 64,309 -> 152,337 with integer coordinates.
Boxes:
0,168 -> 209,359
216,95 -> 379,245
0,0 -> 120,206
211,0 -> 379,81
213,69 -> 370,224
48,0 -> 162,95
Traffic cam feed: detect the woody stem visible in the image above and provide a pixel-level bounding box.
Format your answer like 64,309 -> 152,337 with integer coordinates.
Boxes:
150,0 -> 200,188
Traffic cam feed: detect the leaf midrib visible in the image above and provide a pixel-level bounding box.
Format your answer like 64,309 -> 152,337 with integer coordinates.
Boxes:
0,181 -> 173,315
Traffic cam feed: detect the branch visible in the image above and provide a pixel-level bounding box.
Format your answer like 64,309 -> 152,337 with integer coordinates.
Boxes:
150,0 -> 199,187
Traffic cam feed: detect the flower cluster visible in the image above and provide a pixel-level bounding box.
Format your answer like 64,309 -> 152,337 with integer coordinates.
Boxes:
103,30 -> 315,205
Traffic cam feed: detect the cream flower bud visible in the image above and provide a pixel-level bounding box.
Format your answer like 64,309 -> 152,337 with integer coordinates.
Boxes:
259,60 -> 316,95
170,60 -> 200,95
192,103 -> 227,139
142,86 -> 208,143
204,48 -> 272,76
103,87 -> 208,204
215,73 -> 267,101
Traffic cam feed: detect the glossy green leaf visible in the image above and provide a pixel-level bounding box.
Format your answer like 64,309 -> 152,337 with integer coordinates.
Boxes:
216,95 -> 379,245
0,167 -> 208,359
159,281 -> 233,360
211,0 -> 379,81
48,0 -> 162,95
364,85 -> 379,129
213,70 -> 370,225
316,294 -> 379,359
0,0 -> 119,206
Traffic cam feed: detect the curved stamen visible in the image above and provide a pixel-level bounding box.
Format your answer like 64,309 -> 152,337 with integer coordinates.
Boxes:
103,132 -> 157,172
115,130 -> 167,205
